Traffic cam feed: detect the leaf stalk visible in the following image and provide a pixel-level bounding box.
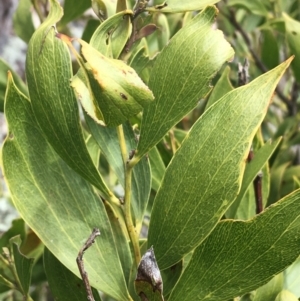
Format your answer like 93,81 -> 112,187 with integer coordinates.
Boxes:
116,125 -> 141,268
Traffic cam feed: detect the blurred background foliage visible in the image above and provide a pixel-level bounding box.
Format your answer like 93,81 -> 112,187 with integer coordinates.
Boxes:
1,0 -> 300,300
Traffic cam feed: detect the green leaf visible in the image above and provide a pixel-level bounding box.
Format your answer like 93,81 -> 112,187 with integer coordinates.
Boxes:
146,0 -> 222,13
261,30 -> 280,70
25,0 -> 113,200
283,13 -> 300,82
104,203 -> 132,284
13,0 -> 35,43
268,163 -> 290,205
161,261 -> 182,297
85,115 -> 151,231
71,38 -> 154,126
10,236 -> 34,296
168,189 -> 300,301
44,248 -> 102,301
0,219 -> 26,250
61,0 -> 90,25
136,6 -> 234,159
206,66 -> 234,110
2,75 -> 130,301
149,147 -> 165,191
226,137 -> 282,219
253,274 -> 283,301
147,58 -> 292,269
275,290 -> 299,301
0,59 -> 28,112
228,0 -> 269,16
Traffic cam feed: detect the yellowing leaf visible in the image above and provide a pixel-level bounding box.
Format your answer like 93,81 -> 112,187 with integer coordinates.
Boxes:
71,39 -> 154,126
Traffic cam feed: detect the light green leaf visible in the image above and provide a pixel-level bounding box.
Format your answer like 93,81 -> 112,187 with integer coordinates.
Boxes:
168,189 -> 300,301
283,13 -> 300,82
44,248 -> 102,301
86,135 -> 100,167
9,236 -> 34,296
253,274 -> 283,301
146,0 -> 221,13
284,257 -> 300,297
226,137 -> 282,219
147,58 -> 292,269
26,0 -> 113,200
275,290 -> 299,301
85,115 -> 151,232
0,59 -> 28,112
13,0 -> 35,43
92,0 -> 118,19
136,6 -> 234,159
2,75 -> 131,301
206,66 -> 234,110
61,0 -> 90,25
89,10 -> 133,58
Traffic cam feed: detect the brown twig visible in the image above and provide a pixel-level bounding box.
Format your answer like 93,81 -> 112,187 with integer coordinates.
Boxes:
76,228 -> 101,301
254,171 -> 263,214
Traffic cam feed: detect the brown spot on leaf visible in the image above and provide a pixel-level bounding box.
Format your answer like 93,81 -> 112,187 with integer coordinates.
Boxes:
120,93 -> 128,100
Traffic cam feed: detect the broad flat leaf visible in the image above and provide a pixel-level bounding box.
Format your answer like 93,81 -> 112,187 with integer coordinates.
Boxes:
226,137 -> 282,219
89,10 -> 133,58
44,248 -> 102,301
275,290 -> 298,301
253,274 -> 283,301
13,0 -> 35,43
0,59 -> 28,112
168,189 -> 300,301
283,13 -> 300,82
284,257 -> 300,297
2,75 -> 130,301
147,58 -> 292,269
85,115 -> 151,232
61,0 -> 90,25
26,0 -> 113,200
71,39 -> 154,126
135,6 -> 234,159
206,66 -> 233,110
146,0 -> 221,13
10,236 -> 34,296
